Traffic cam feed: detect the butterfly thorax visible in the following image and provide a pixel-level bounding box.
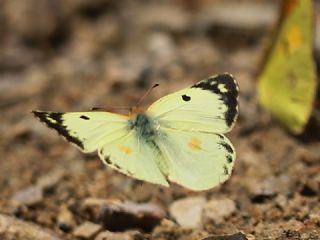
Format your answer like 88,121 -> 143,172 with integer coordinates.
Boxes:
129,113 -> 158,141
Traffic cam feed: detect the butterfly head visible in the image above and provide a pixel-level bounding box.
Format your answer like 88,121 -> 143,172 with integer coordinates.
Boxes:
128,106 -> 145,117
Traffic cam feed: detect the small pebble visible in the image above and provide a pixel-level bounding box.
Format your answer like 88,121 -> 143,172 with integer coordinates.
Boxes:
202,198 -> 236,224
13,185 -> 43,206
169,196 -> 206,228
37,168 -> 65,190
0,214 -> 62,240
73,222 -> 102,239
95,230 -> 143,240
248,177 -> 278,203
57,205 -> 75,232
98,200 -> 166,231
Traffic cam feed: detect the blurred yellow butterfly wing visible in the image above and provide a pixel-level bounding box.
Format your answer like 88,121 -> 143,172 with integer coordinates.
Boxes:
257,0 -> 317,133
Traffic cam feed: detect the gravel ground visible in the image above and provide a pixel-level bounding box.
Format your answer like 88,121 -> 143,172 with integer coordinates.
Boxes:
0,1 -> 319,239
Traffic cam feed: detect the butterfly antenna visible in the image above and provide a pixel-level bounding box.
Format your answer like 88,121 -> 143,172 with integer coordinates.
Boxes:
135,83 -> 159,108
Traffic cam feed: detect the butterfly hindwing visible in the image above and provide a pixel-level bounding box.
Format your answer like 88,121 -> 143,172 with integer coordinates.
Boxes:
147,73 -> 239,133
98,131 -> 169,186
33,111 -> 128,152
156,128 -> 235,191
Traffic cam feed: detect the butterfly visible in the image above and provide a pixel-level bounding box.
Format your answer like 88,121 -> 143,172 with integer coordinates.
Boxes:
33,73 -> 239,191
258,0 -> 316,134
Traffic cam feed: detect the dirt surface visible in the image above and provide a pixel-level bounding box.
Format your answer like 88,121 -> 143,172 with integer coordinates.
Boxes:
0,0 -> 320,239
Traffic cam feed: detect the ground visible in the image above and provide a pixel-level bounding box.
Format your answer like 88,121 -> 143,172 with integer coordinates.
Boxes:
0,0 -> 319,239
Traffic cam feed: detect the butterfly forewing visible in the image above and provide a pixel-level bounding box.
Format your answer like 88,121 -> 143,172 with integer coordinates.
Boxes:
98,131 -> 169,186
33,111 -> 128,152
147,73 -> 239,133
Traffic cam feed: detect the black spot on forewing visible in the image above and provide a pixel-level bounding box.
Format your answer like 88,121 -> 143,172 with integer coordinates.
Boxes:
80,115 -> 90,120
32,111 -> 84,149
219,142 -> 234,154
192,73 -> 239,127
182,94 -> 191,101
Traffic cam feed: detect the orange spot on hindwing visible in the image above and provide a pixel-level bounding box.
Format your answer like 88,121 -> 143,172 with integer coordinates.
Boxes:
119,145 -> 133,155
189,137 -> 202,151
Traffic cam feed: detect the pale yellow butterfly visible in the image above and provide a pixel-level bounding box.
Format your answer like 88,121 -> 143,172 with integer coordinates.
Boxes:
33,73 -> 239,191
